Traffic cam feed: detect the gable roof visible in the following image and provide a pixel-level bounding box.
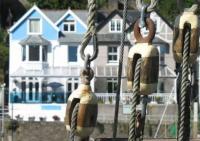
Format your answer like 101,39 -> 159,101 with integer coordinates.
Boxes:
9,5 -> 59,33
55,9 -> 87,29
42,10 -> 66,23
97,10 -> 140,32
154,10 -> 173,29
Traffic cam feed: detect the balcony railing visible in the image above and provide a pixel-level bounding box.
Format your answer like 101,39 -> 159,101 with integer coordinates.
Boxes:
11,64 -> 176,78
9,92 -> 176,105
96,93 -> 176,105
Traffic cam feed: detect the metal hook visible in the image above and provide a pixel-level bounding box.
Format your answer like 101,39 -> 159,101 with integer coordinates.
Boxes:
136,0 -> 158,12
139,4 -> 148,28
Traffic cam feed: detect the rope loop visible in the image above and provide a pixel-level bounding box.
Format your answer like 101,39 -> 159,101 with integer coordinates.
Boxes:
80,0 -> 98,62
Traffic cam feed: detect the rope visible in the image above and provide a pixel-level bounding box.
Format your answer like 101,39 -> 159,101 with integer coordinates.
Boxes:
178,26 -> 191,141
128,58 -> 142,141
70,103 -> 79,141
113,0 -> 128,138
80,0 -> 98,62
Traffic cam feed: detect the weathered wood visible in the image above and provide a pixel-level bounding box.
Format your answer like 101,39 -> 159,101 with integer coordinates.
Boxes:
173,11 -> 199,64
127,44 -> 159,95
65,84 -> 98,138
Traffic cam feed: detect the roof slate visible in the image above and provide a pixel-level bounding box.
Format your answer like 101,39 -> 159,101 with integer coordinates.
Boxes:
20,35 -> 50,46
42,10 -> 66,23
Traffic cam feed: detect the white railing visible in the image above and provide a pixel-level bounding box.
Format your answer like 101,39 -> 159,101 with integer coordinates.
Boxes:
22,62 -> 49,70
96,93 -> 176,105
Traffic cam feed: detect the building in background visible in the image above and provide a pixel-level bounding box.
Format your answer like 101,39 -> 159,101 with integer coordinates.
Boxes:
8,5 -> 174,121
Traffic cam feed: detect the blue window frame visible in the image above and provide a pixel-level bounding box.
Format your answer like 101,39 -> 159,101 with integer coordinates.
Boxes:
68,46 -> 77,62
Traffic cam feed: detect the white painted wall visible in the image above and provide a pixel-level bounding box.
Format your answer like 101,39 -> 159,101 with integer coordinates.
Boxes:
9,103 -> 67,121
53,44 -> 94,67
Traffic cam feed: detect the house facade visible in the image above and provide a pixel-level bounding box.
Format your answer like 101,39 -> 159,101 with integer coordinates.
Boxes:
9,5 -> 175,121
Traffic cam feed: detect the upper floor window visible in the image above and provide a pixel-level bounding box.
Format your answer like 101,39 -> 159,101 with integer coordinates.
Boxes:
109,19 -> 122,32
29,19 -> 41,34
108,46 -> 118,63
63,20 -> 75,32
68,46 -> 77,62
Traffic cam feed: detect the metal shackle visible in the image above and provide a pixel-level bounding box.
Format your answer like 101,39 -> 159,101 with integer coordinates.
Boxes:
127,43 -> 159,95
65,84 -> 98,138
173,10 -> 199,64
134,18 -> 156,43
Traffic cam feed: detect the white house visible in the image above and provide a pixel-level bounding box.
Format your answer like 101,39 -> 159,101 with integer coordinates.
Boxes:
8,5 -> 175,121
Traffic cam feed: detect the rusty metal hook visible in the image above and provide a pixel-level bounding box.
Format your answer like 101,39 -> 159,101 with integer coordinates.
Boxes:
139,4 -> 148,28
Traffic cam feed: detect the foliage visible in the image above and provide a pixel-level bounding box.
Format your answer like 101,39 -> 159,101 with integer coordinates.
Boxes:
5,120 -> 19,132
27,0 -> 107,9
52,115 -> 60,121
0,29 -> 9,69
143,0 -> 197,23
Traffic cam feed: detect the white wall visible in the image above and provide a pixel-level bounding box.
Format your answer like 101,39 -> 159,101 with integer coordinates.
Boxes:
53,44 -> 94,67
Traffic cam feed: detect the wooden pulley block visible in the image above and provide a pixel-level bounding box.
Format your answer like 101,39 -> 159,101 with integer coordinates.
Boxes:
127,18 -> 159,95
64,84 -> 98,138
173,10 -> 199,64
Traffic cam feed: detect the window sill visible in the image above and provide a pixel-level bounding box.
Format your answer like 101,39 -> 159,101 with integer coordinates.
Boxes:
106,62 -> 118,66
109,31 -> 122,33
28,33 -> 42,35
63,31 -> 76,33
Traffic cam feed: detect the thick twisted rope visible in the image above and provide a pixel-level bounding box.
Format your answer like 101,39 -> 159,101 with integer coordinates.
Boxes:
128,58 -> 142,141
178,26 -> 190,141
113,0 -> 128,138
80,0 -> 98,62
70,103 -> 79,141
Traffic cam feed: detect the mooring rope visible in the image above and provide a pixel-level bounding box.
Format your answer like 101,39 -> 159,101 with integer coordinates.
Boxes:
70,103 -> 80,141
128,58 -> 142,141
113,0 -> 128,138
80,0 -> 98,62
178,26 -> 190,141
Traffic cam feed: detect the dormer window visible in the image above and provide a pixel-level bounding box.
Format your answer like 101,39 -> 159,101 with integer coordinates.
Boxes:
109,19 -> 122,32
29,19 -> 41,34
63,20 -> 75,32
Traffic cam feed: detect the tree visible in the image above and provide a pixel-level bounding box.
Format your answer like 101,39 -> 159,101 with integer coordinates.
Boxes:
0,29 -> 9,83
0,29 -> 8,69
157,0 -> 196,23
27,0 -> 107,9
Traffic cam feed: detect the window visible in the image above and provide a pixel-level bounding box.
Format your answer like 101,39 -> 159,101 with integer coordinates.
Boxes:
107,78 -> 118,93
42,46 -> 48,62
29,82 -> 33,101
35,82 -> 39,101
29,45 -> 40,61
68,46 -> 78,62
108,46 -> 118,63
157,79 -> 164,93
63,20 -> 75,32
29,19 -> 40,34
67,78 -> 79,97
22,46 -> 26,61
21,81 -> 26,102
109,19 -> 122,32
